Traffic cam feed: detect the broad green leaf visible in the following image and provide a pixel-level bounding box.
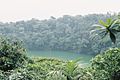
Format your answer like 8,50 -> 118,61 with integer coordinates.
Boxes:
99,20 -> 108,28
106,18 -> 112,25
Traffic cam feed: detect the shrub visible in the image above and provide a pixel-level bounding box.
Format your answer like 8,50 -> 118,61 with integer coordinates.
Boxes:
46,71 -> 67,80
0,37 -> 28,71
91,48 -> 120,80
24,58 -> 65,80
0,70 -> 7,80
8,68 -> 42,80
78,67 -> 93,80
0,58 -> 65,80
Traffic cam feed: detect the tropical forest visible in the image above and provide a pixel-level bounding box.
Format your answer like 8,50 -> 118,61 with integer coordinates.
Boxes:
0,0 -> 120,80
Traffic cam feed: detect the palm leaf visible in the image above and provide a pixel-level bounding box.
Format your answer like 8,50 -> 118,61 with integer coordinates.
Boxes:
101,31 -> 108,39
109,31 -> 116,44
109,19 -> 119,28
110,29 -> 120,34
90,27 -> 107,41
99,20 -> 108,28
92,24 -> 105,28
91,24 -> 106,34
107,18 -> 112,25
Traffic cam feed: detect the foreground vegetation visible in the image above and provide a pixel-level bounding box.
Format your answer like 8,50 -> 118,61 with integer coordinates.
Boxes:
0,36 -> 120,80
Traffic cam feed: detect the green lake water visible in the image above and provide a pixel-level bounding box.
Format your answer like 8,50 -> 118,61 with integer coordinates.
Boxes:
28,50 -> 94,66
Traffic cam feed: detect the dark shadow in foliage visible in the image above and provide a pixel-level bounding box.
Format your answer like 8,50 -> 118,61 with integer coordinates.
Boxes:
112,70 -> 120,80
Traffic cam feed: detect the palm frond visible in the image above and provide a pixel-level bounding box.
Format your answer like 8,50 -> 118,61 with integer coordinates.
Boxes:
110,29 -> 120,34
92,24 -> 105,29
106,18 -> 112,25
101,31 -> 108,39
109,19 -> 119,28
99,20 -> 108,28
109,31 -> 116,44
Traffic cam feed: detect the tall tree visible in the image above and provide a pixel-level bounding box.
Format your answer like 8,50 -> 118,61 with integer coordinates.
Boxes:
92,17 -> 120,44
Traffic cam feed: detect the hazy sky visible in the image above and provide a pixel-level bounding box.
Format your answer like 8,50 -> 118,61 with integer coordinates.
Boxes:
0,0 -> 120,22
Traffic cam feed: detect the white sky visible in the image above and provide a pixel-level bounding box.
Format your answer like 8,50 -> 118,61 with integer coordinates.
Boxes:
0,0 -> 120,22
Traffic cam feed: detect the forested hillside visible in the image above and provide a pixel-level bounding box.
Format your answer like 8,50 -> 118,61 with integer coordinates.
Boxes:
0,13 -> 119,54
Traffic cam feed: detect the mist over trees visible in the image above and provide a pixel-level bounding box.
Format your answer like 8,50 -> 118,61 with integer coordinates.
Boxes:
0,13 -> 119,54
